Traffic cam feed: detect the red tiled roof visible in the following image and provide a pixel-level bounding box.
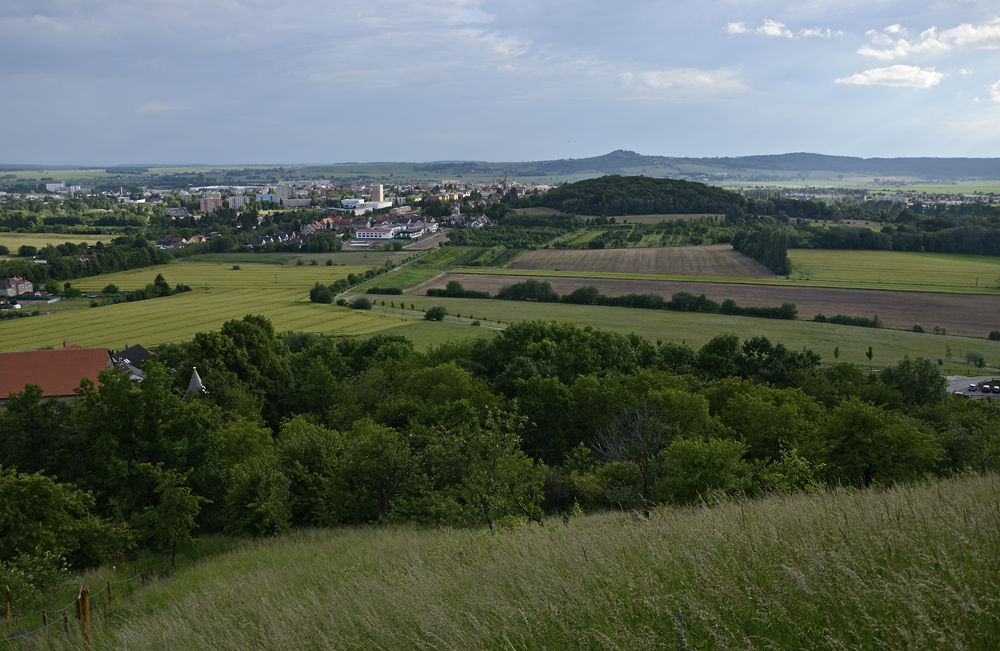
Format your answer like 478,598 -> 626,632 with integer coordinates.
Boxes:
0,347 -> 112,398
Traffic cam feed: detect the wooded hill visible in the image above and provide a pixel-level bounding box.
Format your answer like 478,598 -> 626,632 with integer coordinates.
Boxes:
535,175 -> 744,216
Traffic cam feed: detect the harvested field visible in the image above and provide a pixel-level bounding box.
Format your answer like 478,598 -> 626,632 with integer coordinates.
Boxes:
509,245 -> 778,278
405,230 -> 449,250
410,273 -> 1000,337
514,207 -> 563,215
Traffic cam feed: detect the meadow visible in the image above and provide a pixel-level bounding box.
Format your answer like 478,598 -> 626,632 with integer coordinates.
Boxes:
0,261 -> 415,351
788,249 -> 1000,292
0,232 -> 113,251
369,293 -> 1000,371
20,474 -> 1000,650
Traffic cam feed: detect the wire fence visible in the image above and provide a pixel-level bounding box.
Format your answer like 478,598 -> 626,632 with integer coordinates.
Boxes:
3,555 -> 147,645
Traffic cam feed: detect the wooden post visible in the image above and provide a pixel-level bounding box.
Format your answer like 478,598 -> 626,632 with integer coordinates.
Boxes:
62,612 -> 69,633
140,570 -> 145,587
107,581 -> 112,605
4,585 -> 9,632
79,583 -> 90,646
42,610 -> 48,628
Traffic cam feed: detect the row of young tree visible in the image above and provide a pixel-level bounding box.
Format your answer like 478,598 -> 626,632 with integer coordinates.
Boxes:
4,316 -> 998,591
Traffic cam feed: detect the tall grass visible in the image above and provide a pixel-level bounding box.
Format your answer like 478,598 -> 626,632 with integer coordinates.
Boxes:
22,475 -> 1000,650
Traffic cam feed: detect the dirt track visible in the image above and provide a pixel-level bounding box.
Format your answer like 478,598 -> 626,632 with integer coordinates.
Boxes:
407,273 -> 1000,337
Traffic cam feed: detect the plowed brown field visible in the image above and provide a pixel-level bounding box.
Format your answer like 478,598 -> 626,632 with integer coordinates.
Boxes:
509,245 -> 778,278
408,273 -> 1000,337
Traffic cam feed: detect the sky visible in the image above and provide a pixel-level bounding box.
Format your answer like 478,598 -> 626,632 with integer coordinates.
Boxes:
2,0 -> 1000,165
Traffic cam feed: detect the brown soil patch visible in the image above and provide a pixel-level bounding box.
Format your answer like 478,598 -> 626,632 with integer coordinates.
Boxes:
510,245 -> 778,278
405,231 -> 449,250
514,207 -> 564,215
410,274 -> 1000,337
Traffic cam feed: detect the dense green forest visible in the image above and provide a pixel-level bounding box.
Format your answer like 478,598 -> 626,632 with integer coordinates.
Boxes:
3,315 -> 998,606
536,175 -> 745,215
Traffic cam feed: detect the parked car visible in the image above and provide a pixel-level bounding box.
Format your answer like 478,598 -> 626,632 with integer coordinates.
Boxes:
970,384 -> 978,392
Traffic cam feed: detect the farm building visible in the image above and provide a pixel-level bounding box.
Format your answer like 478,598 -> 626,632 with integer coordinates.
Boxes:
0,343 -> 113,403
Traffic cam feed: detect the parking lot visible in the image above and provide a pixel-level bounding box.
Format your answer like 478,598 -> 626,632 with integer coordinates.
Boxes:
947,376 -> 1000,400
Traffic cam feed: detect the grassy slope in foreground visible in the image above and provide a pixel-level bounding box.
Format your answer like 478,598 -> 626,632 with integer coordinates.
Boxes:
63,475 -> 1000,651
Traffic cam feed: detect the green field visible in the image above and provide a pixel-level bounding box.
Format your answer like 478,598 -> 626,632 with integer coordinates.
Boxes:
0,261 -> 415,351
0,232 -> 114,251
27,474 -> 999,650
186,250 -> 414,266
425,248 -> 1000,295
369,295 -> 1000,372
789,249 -> 1000,291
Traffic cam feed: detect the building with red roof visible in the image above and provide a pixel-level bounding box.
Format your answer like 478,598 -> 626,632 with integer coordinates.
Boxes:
0,344 -> 113,402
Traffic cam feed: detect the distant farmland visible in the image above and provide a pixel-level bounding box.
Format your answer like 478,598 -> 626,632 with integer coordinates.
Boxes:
508,245 -> 777,278
411,273 -> 1000,337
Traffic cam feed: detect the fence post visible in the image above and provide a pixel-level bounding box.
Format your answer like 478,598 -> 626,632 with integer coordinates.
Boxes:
4,585 -> 9,632
42,610 -> 48,628
141,570 -> 145,587
62,612 -> 69,633
107,581 -> 112,605
79,583 -> 90,646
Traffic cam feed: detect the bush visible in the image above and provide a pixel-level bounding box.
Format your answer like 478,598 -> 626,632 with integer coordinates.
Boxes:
233,265 -> 241,270
933,325 -> 947,335
309,282 -> 334,304
912,323 -> 925,333
367,287 -> 404,295
336,298 -> 347,306
989,331 -> 1000,341
351,297 -> 373,310
425,306 -> 448,321
326,259 -> 333,266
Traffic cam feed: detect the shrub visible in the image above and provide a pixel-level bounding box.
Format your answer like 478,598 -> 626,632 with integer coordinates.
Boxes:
233,265 -> 241,270
425,306 -> 448,321
367,287 -> 404,295
933,325 -> 947,335
989,331 -> 1000,341
310,259 -> 318,266
326,259 -> 333,266
309,283 -> 334,304
336,298 -> 347,306
351,297 -> 373,310
912,323 -> 925,333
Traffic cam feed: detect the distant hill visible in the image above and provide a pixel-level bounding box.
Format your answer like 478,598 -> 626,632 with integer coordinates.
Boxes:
415,150 -> 1000,181
537,174 -> 743,216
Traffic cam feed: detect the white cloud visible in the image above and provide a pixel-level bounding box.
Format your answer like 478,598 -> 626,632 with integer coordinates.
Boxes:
800,28 -> 833,38
835,65 -> 943,88
725,19 -> 793,38
860,19 -> 1000,60
620,68 -> 747,93
941,18 -> 1000,49
960,69 -> 972,75
990,80 -> 1000,103
758,19 -> 793,38
858,26 -> 948,60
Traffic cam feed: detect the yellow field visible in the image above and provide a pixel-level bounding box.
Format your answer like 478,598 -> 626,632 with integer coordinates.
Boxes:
0,232 -> 113,251
788,250 -> 1000,292
1,261 -> 415,351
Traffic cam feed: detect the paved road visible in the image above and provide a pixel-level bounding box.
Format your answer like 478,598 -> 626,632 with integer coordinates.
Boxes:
947,375 -> 1000,400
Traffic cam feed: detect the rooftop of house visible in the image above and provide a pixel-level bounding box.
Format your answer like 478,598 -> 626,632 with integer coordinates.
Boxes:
0,344 -> 113,399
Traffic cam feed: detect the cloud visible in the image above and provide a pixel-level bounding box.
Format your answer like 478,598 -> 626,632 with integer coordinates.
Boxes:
727,19 -> 838,39
620,68 -> 747,93
960,69 -> 972,75
859,19 -> 1000,60
724,19 -> 791,38
990,81 -> 1000,103
835,65 -> 943,88
859,26 -> 948,60
758,19 -> 792,38
941,18 -> 1000,49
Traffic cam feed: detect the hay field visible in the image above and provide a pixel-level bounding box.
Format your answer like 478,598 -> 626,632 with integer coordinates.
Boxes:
412,272 -> 1000,337
0,232 -> 113,251
789,249 -> 1000,292
0,261 -> 414,351
509,244 -> 777,278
